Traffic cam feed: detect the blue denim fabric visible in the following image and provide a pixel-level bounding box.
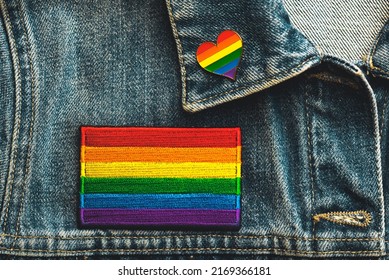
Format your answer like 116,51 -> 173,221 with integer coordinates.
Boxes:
0,0 -> 388,258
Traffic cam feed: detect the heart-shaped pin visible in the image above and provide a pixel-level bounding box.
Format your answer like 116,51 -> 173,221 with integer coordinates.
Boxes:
196,30 -> 243,80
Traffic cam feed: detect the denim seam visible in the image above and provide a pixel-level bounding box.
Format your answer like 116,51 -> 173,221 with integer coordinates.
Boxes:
165,0 -> 187,110
0,0 -> 22,237
364,66 -> 386,242
0,247 -> 384,256
368,20 -> 389,76
360,64 -> 386,242
306,73 -> 359,89
186,55 -> 318,106
322,56 -> 359,73
305,79 -> 315,235
359,62 -> 385,242
380,95 -> 389,139
0,233 -> 381,242
11,0 -> 39,249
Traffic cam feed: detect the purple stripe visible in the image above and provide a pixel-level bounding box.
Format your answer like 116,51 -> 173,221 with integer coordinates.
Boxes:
222,68 -> 237,79
80,208 -> 240,227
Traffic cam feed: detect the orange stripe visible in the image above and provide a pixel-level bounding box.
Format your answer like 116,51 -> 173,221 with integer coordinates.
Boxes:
197,34 -> 241,62
82,146 -> 241,163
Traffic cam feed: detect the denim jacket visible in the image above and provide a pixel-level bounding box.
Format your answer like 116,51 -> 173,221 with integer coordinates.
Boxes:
0,0 -> 388,258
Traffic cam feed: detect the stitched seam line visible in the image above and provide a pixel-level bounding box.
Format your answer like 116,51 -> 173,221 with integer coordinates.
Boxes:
359,58 -> 385,238
11,0 -> 38,248
380,95 -> 389,139
305,78 -> 315,234
0,0 -> 22,236
323,56 -> 359,73
306,73 -> 359,89
187,56 -> 318,106
0,247 -> 383,255
0,233 -> 380,242
364,66 -> 386,241
365,61 -> 385,240
165,0 -> 187,110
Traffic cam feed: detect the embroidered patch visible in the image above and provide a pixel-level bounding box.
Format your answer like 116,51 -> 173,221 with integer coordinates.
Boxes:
80,127 -> 241,228
196,30 -> 243,80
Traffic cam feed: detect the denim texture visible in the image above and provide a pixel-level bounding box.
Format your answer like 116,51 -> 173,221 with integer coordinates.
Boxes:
283,0 -> 389,62
0,0 -> 388,258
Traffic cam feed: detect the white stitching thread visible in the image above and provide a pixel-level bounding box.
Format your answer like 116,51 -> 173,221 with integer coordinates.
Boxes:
12,0 -> 39,250
0,233 -> 381,242
0,0 -> 23,236
0,246 -> 384,256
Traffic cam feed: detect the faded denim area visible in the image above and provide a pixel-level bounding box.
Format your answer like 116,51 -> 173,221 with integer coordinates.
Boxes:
0,0 -> 388,258
284,0 -> 388,63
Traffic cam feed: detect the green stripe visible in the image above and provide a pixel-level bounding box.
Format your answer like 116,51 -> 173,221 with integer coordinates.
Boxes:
81,177 -> 240,195
205,48 -> 242,72
81,177 -> 85,194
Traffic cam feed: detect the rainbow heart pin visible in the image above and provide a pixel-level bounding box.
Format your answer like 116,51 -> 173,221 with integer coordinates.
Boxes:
196,30 -> 243,80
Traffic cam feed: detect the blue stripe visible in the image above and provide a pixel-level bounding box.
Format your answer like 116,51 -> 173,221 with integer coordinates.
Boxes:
81,194 -> 240,210
213,58 -> 240,75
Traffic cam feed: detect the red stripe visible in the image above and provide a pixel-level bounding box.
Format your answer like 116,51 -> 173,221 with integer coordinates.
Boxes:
217,30 -> 237,43
81,127 -> 241,147
197,31 -> 238,56
81,127 -> 87,146
196,42 -> 215,56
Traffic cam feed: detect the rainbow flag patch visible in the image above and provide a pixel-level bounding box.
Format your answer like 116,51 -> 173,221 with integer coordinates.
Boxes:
80,127 -> 241,228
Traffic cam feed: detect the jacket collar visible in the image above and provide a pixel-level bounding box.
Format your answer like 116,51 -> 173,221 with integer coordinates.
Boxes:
166,0 -> 388,112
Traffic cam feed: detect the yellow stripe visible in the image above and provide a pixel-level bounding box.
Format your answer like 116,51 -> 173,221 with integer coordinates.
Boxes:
199,40 -> 243,68
81,162 -> 85,177
83,162 -> 241,178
